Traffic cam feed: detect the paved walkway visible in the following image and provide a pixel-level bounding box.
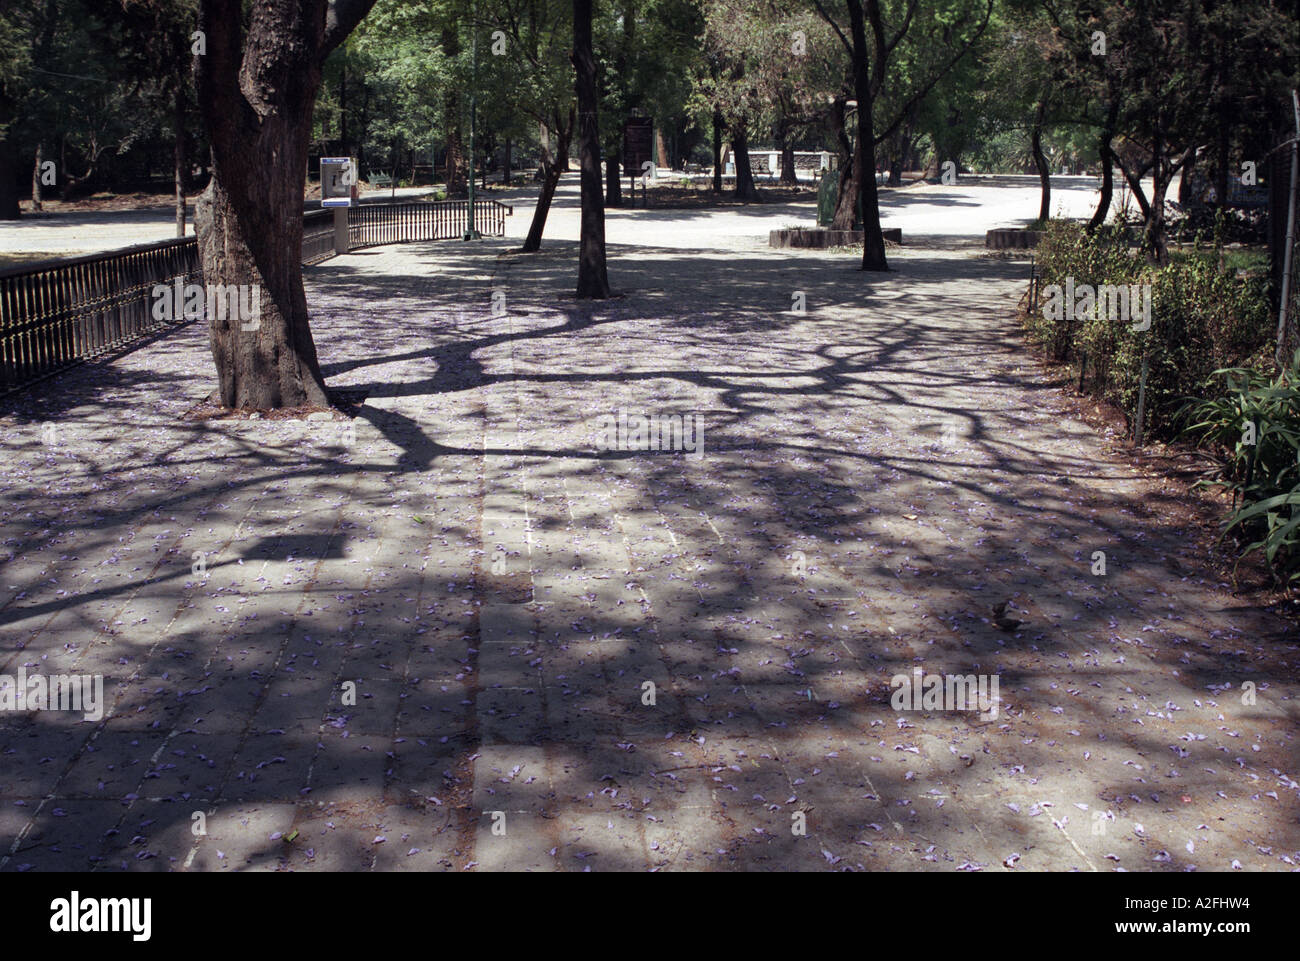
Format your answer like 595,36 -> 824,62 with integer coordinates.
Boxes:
1,207 -> 1297,871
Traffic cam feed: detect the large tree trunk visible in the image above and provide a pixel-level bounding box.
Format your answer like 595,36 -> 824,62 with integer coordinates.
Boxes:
712,109 -> 724,193
1031,96 -> 1050,222
174,87 -> 187,237
846,0 -> 886,270
574,0 -> 609,299
523,110 -> 573,252
195,0 -> 375,410
732,122 -> 760,201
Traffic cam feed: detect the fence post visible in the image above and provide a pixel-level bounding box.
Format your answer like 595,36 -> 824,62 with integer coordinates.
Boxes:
1134,351 -> 1149,446
333,207 -> 349,255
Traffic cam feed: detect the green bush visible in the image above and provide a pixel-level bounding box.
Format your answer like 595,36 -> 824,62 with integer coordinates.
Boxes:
1181,353 -> 1300,582
1025,221 -> 1271,438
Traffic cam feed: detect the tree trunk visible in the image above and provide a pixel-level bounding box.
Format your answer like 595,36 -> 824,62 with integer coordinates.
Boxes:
0,89 -> 18,219
732,122 -> 759,201
1143,168 -> 1172,265
193,0 -> 373,410
1090,137 -> 1114,231
605,146 -> 622,206
656,128 -> 669,169
502,136 -> 511,186
712,109 -> 724,193
574,0 -> 609,299
779,136 -> 797,185
1031,96 -> 1050,223
174,87 -> 187,237
32,143 -> 43,212
830,99 -> 860,229
441,25 -> 466,195
523,112 -> 573,253
846,0 -> 886,270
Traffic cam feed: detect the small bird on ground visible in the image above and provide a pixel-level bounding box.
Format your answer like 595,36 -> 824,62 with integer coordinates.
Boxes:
991,600 -> 1024,632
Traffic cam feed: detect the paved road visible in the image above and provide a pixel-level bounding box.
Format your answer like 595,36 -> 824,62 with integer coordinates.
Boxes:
0,189 -> 1296,872
1,174 -> 1125,258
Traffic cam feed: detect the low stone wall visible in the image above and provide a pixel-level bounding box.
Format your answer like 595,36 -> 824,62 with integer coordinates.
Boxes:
769,227 -> 902,248
985,228 -> 1044,249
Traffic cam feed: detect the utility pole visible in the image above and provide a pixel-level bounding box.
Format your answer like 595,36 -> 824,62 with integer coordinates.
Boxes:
463,0 -> 482,240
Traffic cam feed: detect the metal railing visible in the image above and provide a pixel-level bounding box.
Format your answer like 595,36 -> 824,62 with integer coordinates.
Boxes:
349,199 -> 512,248
0,198 -> 512,396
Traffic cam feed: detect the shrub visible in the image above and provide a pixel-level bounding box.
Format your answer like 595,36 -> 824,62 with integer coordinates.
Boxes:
1025,221 -> 1272,438
1181,353 -> 1300,582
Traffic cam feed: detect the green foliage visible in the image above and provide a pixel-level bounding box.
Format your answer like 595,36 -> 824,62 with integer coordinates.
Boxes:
1182,354 -> 1300,582
1026,221 -> 1272,438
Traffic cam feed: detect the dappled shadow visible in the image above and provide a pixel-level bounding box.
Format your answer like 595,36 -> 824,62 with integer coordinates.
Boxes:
1,226 -> 1296,872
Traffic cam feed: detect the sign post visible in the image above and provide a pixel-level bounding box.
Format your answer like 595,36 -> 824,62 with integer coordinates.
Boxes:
622,117 -> 653,208
321,157 -> 358,255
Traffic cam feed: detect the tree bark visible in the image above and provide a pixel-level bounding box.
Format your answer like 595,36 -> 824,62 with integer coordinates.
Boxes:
574,0 -> 609,298
32,143 -> 43,212
847,0 -> 886,270
1089,100 -> 1118,231
731,121 -> 760,201
502,136 -> 511,186
1031,96 -> 1050,223
523,110 -> 573,252
174,87 -> 187,237
712,108 -> 724,193
194,0 -> 376,410
441,24 -> 466,195
656,128 -> 669,169
605,146 -> 622,206
779,135 -> 797,185
831,99 -> 860,229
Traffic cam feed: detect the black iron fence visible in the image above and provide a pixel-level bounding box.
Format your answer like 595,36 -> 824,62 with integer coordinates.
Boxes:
0,198 -> 512,396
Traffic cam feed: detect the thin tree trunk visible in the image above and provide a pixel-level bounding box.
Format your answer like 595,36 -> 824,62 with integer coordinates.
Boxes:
174,87 -> 187,236
523,111 -> 572,252
656,128 -> 668,168
712,108 -> 723,193
574,0 -> 609,298
441,25 -> 466,195
32,143 -> 43,211
1031,96 -> 1050,223
503,136 -> 511,186
732,122 -> 759,201
605,146 -> 622,206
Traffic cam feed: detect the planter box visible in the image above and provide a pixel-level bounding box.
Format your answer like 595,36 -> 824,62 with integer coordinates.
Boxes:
770,227 -> 902,249
985,228 -> 1044,249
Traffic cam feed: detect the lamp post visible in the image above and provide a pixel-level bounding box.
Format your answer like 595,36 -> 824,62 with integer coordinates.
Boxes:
463,0 -> 481,240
